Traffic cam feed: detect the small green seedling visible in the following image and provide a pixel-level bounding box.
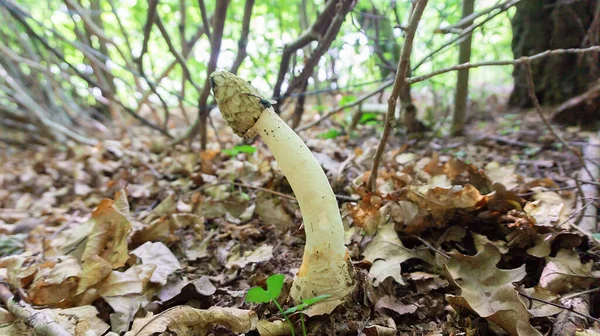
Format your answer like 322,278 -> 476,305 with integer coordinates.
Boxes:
222,145 -> 257,156
317,129 -> 342,139
246,274 -> 331,336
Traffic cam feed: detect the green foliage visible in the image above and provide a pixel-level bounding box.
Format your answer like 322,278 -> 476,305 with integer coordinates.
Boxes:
359,113 -> 380,124
246,273 -> 285,303
317,129 -> 342,139
245,274 -> 330,336
339,95 -> 357,107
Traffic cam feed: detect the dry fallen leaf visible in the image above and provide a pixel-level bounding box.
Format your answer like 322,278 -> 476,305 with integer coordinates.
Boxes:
539,249 -> 595,294
444,244 -> 541,336
362,223 -> 429,286
131,241 -> 182,285
226,244 -> 273,269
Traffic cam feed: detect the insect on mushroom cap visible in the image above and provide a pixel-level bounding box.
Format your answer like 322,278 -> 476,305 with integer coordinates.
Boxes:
210,70 -> 269,138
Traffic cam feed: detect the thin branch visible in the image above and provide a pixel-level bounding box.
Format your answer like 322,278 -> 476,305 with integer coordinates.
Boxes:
284,0 -> 355,102
296,79 -> 395,132
412,0 -> 521,72
408,46 -> 600,84
367,0 -> 429,192
155,16 -> 201,91
518,292 -> 600,324
436,0 -> 521,34
272,0 -> 341,109
138,0 -> 158,59
197,0 -> 212,39
170,0 -> 229,148
230,0 -> 255,74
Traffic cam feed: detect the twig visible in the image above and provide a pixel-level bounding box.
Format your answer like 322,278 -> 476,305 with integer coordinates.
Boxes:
171,0 -> 229,149
0,281 -> 72,336
561,287 -> 600,301
523,59 -> 594,180
435,0 -> 521,34
271,0 -> 342,111
556,200 -> 595,229
296,79 -> 394,132
197,0 -> 211,39
517,186 -> 577,198
155,16 -> 201,92
518,292 -> 600,324
367,0 -> 428,192
412,0 -> 520,72
414,236 -> 450,259
408,46 -> 600,84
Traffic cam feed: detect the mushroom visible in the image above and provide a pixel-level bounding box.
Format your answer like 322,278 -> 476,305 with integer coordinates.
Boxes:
210,70 -> 355,302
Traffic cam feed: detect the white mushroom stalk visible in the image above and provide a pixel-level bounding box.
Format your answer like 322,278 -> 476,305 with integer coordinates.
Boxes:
210,70 -> 355,302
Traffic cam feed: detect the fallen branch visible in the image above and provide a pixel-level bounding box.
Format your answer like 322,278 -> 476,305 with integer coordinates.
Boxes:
0,281 -> 71,336
367,0 -> 428,192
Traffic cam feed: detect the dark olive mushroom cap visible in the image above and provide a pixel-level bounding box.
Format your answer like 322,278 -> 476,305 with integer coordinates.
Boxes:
210,70 -> 267,138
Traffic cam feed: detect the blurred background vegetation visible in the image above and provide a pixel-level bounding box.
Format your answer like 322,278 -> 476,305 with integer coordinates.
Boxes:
0,0 -> 597,149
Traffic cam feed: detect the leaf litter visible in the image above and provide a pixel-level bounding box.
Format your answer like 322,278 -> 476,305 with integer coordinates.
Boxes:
0,109 -> 599,335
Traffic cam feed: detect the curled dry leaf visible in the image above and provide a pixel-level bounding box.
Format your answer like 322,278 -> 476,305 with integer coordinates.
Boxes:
539,249 -> 595,294
256,319 -> 288,336
444,244 -> 541,336
362,223 -> 430,286
517,286 -> 563,317
403,183 -> 487,224
28,256 -> 82,306
124,306 -> 257,336
374,295 -> 418,316
226,244 -> 273,269
131,242 -> 182,285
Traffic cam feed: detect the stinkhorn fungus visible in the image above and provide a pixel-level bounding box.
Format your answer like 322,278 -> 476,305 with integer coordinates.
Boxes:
210,70 -> 355,302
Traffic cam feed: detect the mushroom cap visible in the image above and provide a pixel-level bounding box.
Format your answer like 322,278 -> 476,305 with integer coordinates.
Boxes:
210,70 -> 267,138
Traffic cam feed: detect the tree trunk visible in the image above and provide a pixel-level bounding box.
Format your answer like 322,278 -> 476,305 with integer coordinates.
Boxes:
510,0 -> 598,107
452,0 -> 474,136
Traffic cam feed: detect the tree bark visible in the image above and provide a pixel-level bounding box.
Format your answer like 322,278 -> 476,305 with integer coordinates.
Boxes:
510,0 -> 598,107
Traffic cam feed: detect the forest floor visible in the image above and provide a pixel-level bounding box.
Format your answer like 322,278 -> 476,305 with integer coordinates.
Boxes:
0,105 -> 599,336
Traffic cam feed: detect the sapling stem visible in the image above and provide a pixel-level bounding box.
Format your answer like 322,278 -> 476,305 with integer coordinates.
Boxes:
211,70 -> 355,303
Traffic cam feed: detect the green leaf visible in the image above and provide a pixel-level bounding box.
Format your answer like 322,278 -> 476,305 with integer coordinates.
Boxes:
592,233 -> 600,241
235,145 -> 257,154
246,287 -> 271,303
359,113 -> 379,124
317,129 -> 342,139
222,148 -> 239,156
339,95 -> 357,106
266,274 -> 285,300
222,145 -> 256,156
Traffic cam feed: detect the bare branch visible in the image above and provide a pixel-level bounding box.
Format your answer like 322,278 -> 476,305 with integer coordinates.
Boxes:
367,0 -> 428,192
407,46 -> 600,84
197,0 -> 212,39
155,16 -> 202,91
230,0 -> 255,74
436,0 -> 521,34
